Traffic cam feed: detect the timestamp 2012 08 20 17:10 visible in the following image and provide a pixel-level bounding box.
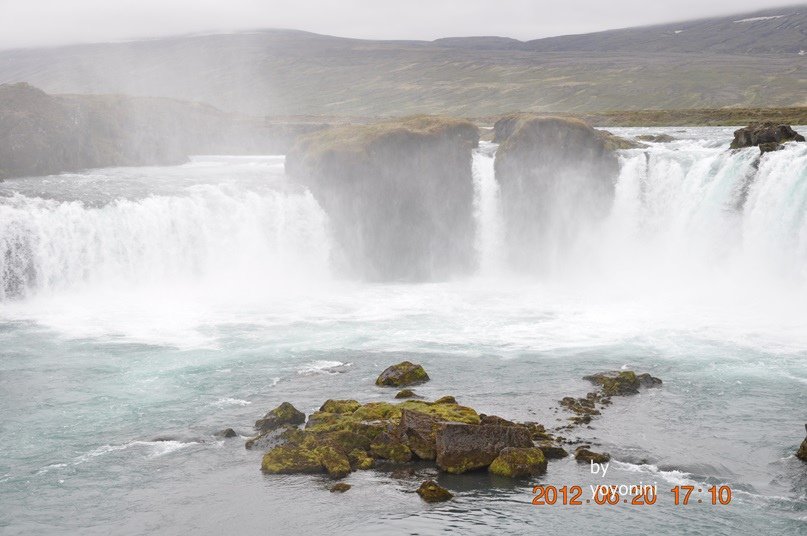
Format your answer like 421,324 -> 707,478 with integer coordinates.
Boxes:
531,484 -> 733,506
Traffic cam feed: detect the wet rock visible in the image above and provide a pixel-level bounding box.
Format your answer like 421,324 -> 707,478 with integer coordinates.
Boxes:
584,371 -> 661,396
375,361 -> 430,387
245,425 -> 303,450
315,446 -> 352,479
286,116 -> 479,281
348,449 -> 374,470
319,399 -> 361,414
435,423 -> 533,474
370,431 -> 412,462
390,467 -> 416,479
214,428 -> 238,438
394,389 -> 418,399
635,133 -> 675,143
797,424 -> 807,462
255,402 -> 306,432
399,409 -> 440,459
489,447 -> 547,478
416,480 -> 453,503
730,122 -> 805,153
261,445 -> 324,474
433,395 -> 457,404
537,442 -> 569,459
574,448 -> 611,464
330,483 -> 351,493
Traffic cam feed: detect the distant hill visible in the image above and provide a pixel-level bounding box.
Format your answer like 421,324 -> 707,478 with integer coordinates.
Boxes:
0,6 -> 804,117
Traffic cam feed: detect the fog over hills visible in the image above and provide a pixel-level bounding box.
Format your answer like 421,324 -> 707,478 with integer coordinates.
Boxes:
0,5 -> 804,116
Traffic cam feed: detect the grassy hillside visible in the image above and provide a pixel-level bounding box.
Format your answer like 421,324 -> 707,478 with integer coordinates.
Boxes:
0,6 -> 805,118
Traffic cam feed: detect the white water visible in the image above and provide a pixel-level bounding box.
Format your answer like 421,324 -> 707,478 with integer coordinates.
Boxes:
472,141 -> 504,276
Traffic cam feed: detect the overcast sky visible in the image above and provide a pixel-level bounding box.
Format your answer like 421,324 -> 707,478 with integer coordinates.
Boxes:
0,0 -> 801,49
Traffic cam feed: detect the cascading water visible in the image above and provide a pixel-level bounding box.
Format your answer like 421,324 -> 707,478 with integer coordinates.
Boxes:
471,141 -> 504,276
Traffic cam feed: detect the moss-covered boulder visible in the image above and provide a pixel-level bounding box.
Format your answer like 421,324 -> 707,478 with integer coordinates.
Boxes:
255,402 -> 306,432
435,423 -> 533,474
493,114 -> 621,272
370,431 -> 412,462
433,395 -> 457,404
537,442 -> 569,459
416,480 -> 453,503
376,361 -> 430,387
261,445 -> 324,474
797,425 -> 807,462
394,389 -> 418,399
319,399 -> 361,414
348,449 -> 375,470
315,446 -> 352,479
330,483 -> 351,493
730,123 -> 805,153
584,371 -> 661,396
575,448 -> 611,464
245,424 -> 303,451
489,447 -> 547,478
286,116 -> 479,281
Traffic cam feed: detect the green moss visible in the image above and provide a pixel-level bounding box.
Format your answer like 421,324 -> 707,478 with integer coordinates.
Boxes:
319,399 -> 361,414
352,402 -> 402,421
348,449 -> 375,470
255,402 -> 306,432
416,480 -> 453,503
433,396 -> 457,404
370,432 -> 412,462
398,400 -> 480,425
330,483 -> 351,493
489,447 -> 547,478
314,446 -> 352,479
261,445 -> 323,474
375,361 -> 431,387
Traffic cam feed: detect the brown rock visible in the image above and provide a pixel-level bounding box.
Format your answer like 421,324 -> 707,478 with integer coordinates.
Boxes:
416,480 -> 453,503
435,423 -> 533,474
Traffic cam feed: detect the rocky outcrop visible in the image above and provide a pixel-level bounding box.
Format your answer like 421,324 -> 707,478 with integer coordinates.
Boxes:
584,371 -> 662,396
285,116 -> 479,281
797,425 -> 807,462
417,480 -> 453,502
489,447 -> 547,478
435,423 -> 533,474
493,114 -> 622,271
375,361 -> 430,387
254,402 -> 306,432
729,122 -> 805,153
0,82 -> 324,179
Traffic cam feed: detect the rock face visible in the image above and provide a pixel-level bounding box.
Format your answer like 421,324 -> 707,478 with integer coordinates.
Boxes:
417,480 -> 453,503
729,122 -> 805,153
375,361 -> 430,387
493,114 -> 621,271
797,425 -> 807,462
0,83 -> 324,179
255,402 -> 306,432
435,423 -> 533,474
285,116 -> 479,281
489,447 -> 547,478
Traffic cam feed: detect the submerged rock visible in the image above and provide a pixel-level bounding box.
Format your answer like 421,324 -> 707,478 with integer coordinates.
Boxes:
375,361 -> 430,387
435,423 -> 533,474
416,480 -> 453,503
635,133 -> 676,143
330,483 -> 351,493
255,402 -> 306,432
797,425 -> 807,462
489,447 -> 547,478
214,428 -> 238,438
286,116 -> 479,281
584,371 -> 662,396
575,448 -> 611,464
493,114 -> 621,271
730,122 -> 805,153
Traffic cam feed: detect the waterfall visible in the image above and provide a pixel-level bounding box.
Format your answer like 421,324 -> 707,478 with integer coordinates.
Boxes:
472,141 -> 504,275
0,173 -> 331,300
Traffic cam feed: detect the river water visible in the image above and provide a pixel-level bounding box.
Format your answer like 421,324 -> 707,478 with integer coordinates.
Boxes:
1,129 -> 805,534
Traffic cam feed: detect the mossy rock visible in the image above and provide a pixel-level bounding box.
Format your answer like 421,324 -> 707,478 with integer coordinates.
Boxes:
584,371 -> 658,396
319,399 -> 361,414
255,402 -> 306,432
315,446 -> 352,479
261,445 -> 323,474
537,442 -> 569,459
394,389 -> 418,399
348,449 -> 375,470
433,395 -> 457,404
215,428 -> 237,438
574,448 -> 611,464
416,480 -> 453,503
797,425 -> 807,462
370,432 -> 412,462
375,361 -> 430,387
245,425 -> 303,451
330,483 -> 351,493
489,447 -> 547,478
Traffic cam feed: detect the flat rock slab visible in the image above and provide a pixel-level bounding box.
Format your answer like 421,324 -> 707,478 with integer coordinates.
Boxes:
435,423 -> 533,474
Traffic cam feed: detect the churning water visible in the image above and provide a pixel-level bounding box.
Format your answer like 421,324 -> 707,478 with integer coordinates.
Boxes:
1,129 -> 806,535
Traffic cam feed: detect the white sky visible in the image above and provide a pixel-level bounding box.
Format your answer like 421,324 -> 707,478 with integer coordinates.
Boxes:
0,0 -> 801,49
